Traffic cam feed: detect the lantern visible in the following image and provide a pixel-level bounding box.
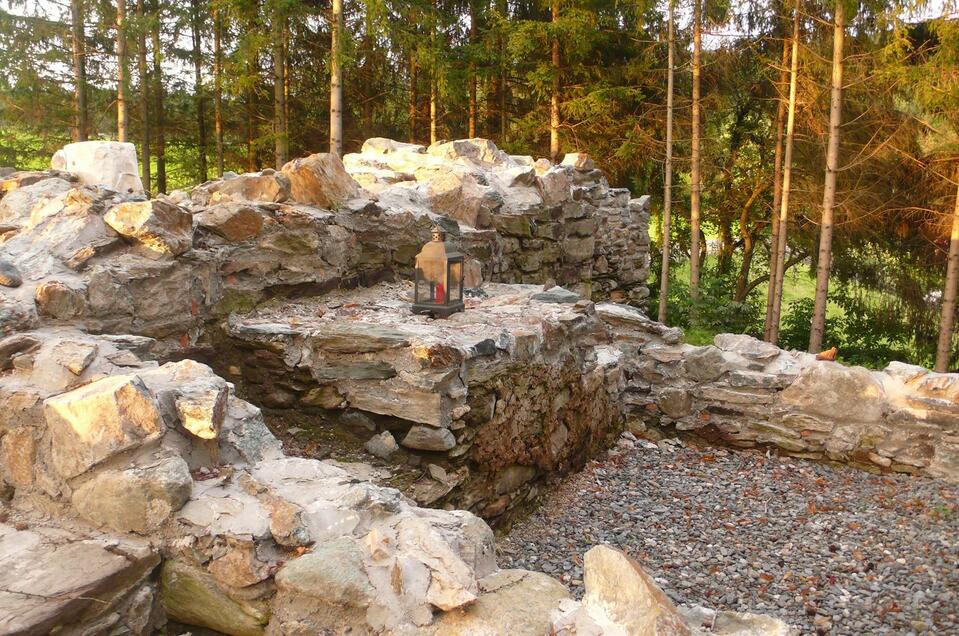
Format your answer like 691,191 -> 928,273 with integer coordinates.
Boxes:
412,226 -> 465,317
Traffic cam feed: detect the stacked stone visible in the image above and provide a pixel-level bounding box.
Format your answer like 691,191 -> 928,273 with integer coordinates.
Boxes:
218,282 -> 626,521
602,304 -> 959,482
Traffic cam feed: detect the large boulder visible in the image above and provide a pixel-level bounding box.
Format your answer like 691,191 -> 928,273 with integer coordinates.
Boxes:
51,141 -> 144,193
195,202 -> 265,242
779,362 -> 886,423
104,199 -> 193,259
580,545 -> 690,636
161,559 -> 269,636
43,374 -> 166,480
71,456 -> 193,533
281,153 -> 361,208
195,171 -> 291,204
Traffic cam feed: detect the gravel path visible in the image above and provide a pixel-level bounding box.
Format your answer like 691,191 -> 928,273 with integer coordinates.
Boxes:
499,435 -> 958,635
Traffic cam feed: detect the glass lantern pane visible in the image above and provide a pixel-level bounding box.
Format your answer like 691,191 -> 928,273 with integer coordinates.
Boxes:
448,261 -> 462,302
415,267 -> 433,303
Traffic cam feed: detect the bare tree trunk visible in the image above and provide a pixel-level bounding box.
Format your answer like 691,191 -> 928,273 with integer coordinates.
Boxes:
658,0 -> 675,324
549,0 -> 560,162
689,0 -> 703,301
468,0 -> 477,138
935,170 -> 959,372
769,0 -> 801,345
734,182 -> 767,302
497,0 -> 506,141
214,3 -> 224,176
116,0 -> 128,142
190,0 -> 208,182
409,53 -> 418,144
809,1 -> 845,354
246,11 -> 257,172
763,35 -> 790,340
71,0 -> 88,141
151,0 -> 166,192
136,0 -> 151,193
330,0 -> 343,155
429,1 -> 438,145
272,1 -> 287,168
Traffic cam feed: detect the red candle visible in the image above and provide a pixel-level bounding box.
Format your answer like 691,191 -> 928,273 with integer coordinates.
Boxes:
435,282 -> 445,303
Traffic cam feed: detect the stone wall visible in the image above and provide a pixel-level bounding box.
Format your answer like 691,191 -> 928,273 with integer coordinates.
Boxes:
214,283 -> 625,521
602,304 -> 959,482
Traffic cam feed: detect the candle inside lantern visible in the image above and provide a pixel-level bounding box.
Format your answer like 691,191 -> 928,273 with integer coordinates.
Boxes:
435,282 -> 445,303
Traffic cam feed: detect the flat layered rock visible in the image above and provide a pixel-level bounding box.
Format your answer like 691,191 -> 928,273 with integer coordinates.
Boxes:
0,524 -> 158,635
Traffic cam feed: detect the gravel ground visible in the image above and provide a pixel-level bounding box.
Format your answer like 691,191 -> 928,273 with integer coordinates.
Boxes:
499,435 -> 958,636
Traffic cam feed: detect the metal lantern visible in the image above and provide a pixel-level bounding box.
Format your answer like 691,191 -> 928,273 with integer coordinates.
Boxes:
412,226 -> 465,317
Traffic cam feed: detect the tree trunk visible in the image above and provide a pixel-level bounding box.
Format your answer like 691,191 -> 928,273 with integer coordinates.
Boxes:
429,1 -> 438,145
549,0 -> 561,162
330,0 -> 343,155
151,0 -> 166,192
809,1 -> 845,354
763,35 -> 790,340
70,0 -> 88,141
734,182 -> 767,302
116,0 -> 128,142
468,0 -> 477,138
497,0 -> 507,141
136,0 -> 151,193
934,170 -> 959,372
190,0 -> 208,183
272,1 -> 287,168
658,0 -> 675,324
769,0 -> 801,345
689,0 -> 703,301
409,53 -> 418,143
214,4 -> 224,176
246,11 -> 257,172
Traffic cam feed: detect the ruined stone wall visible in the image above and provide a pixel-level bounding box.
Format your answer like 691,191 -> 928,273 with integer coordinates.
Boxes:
601,304 -> 959,482
215,284 -> 626,521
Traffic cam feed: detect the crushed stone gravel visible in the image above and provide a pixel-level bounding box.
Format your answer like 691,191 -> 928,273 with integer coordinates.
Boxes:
499,435 -> 958,636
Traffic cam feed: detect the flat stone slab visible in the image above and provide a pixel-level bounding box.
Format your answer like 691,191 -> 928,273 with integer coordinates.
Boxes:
0,523 -> 159,635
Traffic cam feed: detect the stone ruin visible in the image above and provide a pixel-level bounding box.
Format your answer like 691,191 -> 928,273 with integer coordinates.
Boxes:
0,137 -> 954,635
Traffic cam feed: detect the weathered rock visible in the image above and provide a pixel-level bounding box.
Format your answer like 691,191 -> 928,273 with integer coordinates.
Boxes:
780,362 -> 885,423
71,456 -> 193,533
0,524 -> 159,635
197,171 -> 291,204
1,427 -> 36,488
561,152 -> 596,170
43,374 -> 166,479
365,430 -> 399,459
532,286 -> 581,304
0,259 -> 21,287
428,139 -> 510,167
34,280 -> 86,318
281,152 -> 361,208
104,199 -> 193,258
684,345 -> 729,382
402,425 -> 457,451
195,203 -> 265,242
713,333 -> 781,362
678,605 -> 793,636
161,559 -> 269,636
175,376 -> 229,440
581,545 -> 691,636
51,141 -> 145,193
433,569 -> 570,636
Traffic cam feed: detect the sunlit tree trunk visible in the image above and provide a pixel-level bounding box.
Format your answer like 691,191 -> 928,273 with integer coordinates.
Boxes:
116,0 -> 128,142
497,0 -> 506,141
272,1 -> 288,167
70,0 -> 88,141
409,53 -> 418,143
769,0 -> 801,345
214,2 -> 224,176
689,0 -> 702,301
763,36 -> 790,340
136,0 -> 151,193
935,171 -> 959,372
809,1 -> 845,354
468,0 -> 477,138
429,1 -> 438,145
151,0 -> 166,192
549,0 -> 560,162
658,0 -> 675,324
246,10 -> 257,171
330,0 -> 344,155
190,0 -> 208,182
